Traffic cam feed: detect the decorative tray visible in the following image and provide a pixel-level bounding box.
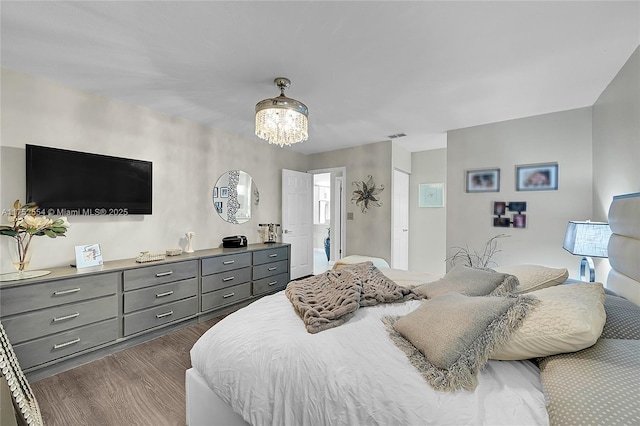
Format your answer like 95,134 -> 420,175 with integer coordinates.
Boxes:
136,251 -> 166,263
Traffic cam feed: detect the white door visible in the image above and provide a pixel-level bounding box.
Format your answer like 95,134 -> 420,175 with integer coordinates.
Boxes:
333,176 -> 345,261
282,169 -> 313,279
392,169 -> 409,270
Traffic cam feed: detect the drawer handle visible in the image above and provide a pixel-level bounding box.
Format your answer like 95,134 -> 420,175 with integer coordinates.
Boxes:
268,281 -> 278,287
268,267 -> 277,271
156,290 -> 174,298
268,253 -> 278,258
155,271 -> 174,277
222,276 -> 235,282
53,338 -> 81,350
156,311 -> 174,319
223,292 -> 235,298
53,288 -> 80,296
53,312 -> 80,322
223,260 -> 235,265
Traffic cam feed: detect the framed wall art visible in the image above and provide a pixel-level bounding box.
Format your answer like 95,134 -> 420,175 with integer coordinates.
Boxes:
466,168 -> 500,193
516,163 -> 558,191
419,183 -> 444,207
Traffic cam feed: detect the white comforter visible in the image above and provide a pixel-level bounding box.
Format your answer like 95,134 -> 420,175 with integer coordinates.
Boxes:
190,289 -> 549,426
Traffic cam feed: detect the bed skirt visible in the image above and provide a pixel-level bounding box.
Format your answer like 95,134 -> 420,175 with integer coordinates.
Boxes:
185,368 -> 249,426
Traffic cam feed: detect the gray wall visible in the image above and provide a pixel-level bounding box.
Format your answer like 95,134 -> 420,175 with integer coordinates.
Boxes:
409,148 -> 447,275
0,69 -> 308,272
446,108 -> 594,278
309,141 -> 393,263
593,46 -> 640,221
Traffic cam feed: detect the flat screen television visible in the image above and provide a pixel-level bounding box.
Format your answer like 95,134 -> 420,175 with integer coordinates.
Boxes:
26,144 -> 152,215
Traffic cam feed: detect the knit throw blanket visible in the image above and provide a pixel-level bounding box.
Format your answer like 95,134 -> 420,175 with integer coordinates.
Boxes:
285,262 -> 419,334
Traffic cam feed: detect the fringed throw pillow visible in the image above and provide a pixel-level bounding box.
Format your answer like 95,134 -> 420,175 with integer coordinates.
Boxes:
413,264 -> 519,299
384,293 -> 538,392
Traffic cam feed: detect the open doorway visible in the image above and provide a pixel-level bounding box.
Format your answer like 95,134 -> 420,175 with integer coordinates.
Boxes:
310,167 -> 346,274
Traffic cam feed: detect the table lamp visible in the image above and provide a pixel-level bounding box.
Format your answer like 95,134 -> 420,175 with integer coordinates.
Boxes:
562,221 -> 612,282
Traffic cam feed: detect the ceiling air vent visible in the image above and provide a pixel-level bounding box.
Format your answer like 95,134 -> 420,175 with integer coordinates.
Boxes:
387,133 -> 407,139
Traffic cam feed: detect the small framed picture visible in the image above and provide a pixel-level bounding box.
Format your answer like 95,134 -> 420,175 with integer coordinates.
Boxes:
513,214 -> 527,228
466,168 -> 500,193
75,243 -> 103,269
214,201 -> 223,214
493,217 -> 511,227
508,201 -> 527,213
418,183 -> 444,207
493,201 -> 506,215
213,187 -> 219,198
516,163 -> 558,191
220,187 -> 229,198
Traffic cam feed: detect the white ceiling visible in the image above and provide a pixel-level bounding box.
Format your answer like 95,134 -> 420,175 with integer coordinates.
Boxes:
1,1 -> 638,154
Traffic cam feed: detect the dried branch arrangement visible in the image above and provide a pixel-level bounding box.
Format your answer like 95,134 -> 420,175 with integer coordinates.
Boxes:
446,234 -> 510,269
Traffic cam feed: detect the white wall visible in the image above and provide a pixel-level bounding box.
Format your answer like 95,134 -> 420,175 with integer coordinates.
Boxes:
593,46 -> 640,221
392,141 -> 412,174
409,148 -> 447,275
446,108 -> 595,279
0,69 -> 308,272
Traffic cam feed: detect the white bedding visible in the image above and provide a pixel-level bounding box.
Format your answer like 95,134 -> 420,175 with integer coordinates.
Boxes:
190,289 -> 549,426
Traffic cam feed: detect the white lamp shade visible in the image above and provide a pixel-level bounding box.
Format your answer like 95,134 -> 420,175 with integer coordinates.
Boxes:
563,221 -> 612,258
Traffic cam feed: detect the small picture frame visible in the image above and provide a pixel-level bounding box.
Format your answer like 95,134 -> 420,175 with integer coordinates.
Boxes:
220,187 -> 229,198
508,201 -> 527,213
493,217 -> 511,227
516,163 -> 558,191
513,214 -> 527,228
466,168 -> 500,193
493,201 -> 506,215
418,183 -> 444,207
214,201 -> 223,214
75,243 -> 103,269
213,187 -> 219,198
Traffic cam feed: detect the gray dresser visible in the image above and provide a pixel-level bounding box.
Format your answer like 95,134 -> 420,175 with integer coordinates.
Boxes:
0,243 -> 290,381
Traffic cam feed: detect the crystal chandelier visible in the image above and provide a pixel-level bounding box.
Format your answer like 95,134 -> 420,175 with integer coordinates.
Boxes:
255,77 -> 309,147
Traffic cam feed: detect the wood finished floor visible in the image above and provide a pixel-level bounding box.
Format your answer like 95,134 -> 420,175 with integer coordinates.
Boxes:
31,318 -> 222,426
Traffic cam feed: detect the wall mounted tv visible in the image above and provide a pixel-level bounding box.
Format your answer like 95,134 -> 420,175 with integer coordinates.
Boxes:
26,145 -> 152,215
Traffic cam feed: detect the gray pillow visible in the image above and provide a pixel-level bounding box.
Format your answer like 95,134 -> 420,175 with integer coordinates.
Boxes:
384,292 -> 537,392
538,339 -> 640,425
413,264 -> 519,299
600,294 -> 640,340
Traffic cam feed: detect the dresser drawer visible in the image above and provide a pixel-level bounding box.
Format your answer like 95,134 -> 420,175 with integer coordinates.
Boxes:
13,319 -> 118,370
201,253 -> 251,276
123,296 -> 197,336
123,278 -> 198,314
252,273 -> 290,296
253,260 -> 289,280
253,247 -> 289,266
0,273 -> 118,316
201,267 -> 251,294
123,260 -> 198,291
2,295 -> 117,345
202,282 -> 251,312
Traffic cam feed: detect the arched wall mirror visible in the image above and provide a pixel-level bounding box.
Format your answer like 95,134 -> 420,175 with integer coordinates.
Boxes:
213,170 -> 259,224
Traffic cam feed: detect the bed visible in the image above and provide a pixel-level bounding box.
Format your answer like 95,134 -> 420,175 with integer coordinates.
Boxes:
187,192 -> 640,426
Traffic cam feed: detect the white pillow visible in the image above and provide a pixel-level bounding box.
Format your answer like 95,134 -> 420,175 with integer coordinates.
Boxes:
495,264 -> 568,293
491,282 -> 606,360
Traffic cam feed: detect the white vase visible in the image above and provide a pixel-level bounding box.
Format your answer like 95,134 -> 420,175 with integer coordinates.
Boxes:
185,232 -> 195,253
